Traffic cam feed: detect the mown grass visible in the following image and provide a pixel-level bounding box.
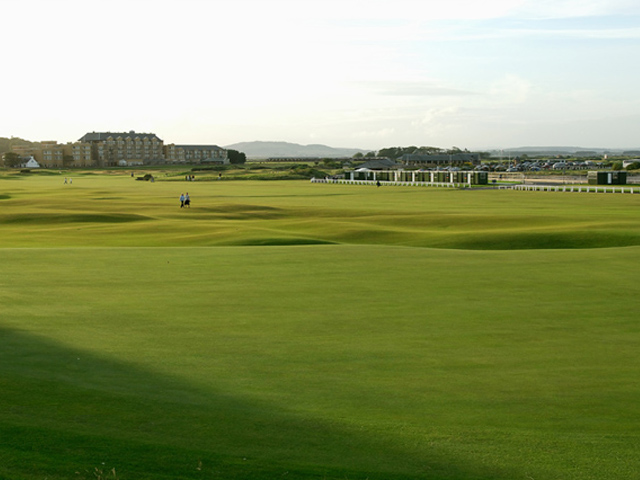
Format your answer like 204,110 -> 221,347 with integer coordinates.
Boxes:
1,172 -> 640,479
1,174 -> 640,249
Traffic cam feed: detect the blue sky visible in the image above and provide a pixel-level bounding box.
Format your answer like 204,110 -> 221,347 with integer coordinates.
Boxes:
2,0 -> 639,151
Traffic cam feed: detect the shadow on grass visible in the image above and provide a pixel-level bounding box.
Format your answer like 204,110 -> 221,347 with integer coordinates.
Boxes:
0,213 -> 150,224
0,327 -> 513,480
229,237 -> 338,246
437,230 -> 640,250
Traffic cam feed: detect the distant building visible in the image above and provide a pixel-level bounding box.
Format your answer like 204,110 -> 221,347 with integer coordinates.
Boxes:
401,153 -> 480,168
11,141 -> 92,168
78,131 -> 165,166
354,158 -> 399,170
10,131 -> 228,168
38,141 -> 66,167
23,156 -> 40,168
10,145 -> 39,161
164,144 -> 228,164
67,142 -> 94,166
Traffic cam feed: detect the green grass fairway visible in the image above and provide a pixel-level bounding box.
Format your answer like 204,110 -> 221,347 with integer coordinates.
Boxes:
1,173 -> 640,479
2,173 -> 640,249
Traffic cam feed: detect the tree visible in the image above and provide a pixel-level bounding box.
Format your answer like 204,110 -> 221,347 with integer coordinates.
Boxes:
352,152 -> 364,159
2,152 -> 22,167
227,149 -> 246,165
377,147 -> 403,159
63,155 -> 75,167
626,161 -> 640,171
322,159 -> 341,169
416,146 -> 443,155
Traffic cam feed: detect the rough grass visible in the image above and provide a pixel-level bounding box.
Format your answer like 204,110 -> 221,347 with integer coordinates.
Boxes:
1,175 -> 640,249
1,173 -> 640,479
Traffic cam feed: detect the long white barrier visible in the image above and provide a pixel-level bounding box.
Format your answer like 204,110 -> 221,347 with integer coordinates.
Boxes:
318,179 -> 640,194
505,184 -> 638,194
315,179 -> 473,189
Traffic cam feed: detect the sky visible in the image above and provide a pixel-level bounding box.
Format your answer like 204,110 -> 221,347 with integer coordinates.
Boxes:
2,0 -> 640,151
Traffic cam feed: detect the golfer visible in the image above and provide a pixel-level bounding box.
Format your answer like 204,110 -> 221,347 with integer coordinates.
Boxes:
179,193 -> 185,208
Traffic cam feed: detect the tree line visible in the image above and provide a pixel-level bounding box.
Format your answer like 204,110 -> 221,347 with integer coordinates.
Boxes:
354,146 -> 491,160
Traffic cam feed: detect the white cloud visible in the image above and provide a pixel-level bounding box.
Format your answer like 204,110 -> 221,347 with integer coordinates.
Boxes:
489,75 -> 533,105
356,80 -> 477,97
413,107 -> 461,127
1,0 -> 639,149
351,127 -> 397,140
509,0 -> 640,18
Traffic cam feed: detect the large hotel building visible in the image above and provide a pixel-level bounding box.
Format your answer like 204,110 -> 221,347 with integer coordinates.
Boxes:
10,131 -> 228,168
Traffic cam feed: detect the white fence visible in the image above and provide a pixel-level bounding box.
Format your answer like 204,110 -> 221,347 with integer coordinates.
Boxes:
501,184 -> 639,194
312,178 -> 640,194
312,178 -> 471,188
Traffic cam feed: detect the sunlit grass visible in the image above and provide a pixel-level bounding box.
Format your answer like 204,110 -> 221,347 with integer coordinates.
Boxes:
2,174 -> 640,249
1,173 -> 640,479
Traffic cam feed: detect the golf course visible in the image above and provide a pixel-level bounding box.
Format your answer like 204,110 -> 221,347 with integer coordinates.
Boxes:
1,169 -> 639,480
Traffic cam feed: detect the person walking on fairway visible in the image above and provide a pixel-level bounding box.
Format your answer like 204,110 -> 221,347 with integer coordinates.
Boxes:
184,192 -> 191,208
179,193 -> 185,208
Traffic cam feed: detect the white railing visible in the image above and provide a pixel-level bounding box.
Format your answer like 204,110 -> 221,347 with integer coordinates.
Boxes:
312,178 -> 639,193
500,184 -> 638,194
312,179 -> 473,188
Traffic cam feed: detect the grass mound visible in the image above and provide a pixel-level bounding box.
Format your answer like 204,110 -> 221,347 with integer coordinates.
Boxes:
231,237 -> 337,246
1,176 -> 639,250
0,213 -> 149,225
423,229 -> 640,250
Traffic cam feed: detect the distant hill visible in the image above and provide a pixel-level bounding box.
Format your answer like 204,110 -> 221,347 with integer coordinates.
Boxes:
491,146 -> 628,155
224,141 -> 369,159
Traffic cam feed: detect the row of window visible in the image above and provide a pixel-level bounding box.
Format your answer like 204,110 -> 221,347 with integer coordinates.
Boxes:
102,140 -> 161,145
97,147 -> 162,151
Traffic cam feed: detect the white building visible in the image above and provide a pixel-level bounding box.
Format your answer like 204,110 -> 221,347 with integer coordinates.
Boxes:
23,156 -> 40,168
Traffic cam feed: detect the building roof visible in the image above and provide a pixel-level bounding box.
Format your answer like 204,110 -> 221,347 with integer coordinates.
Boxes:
24,157 -> 40,168
401,153 -> 479,163
173,145 -> 225,151
79,131 -> 162,142
355,158 -> 399,170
